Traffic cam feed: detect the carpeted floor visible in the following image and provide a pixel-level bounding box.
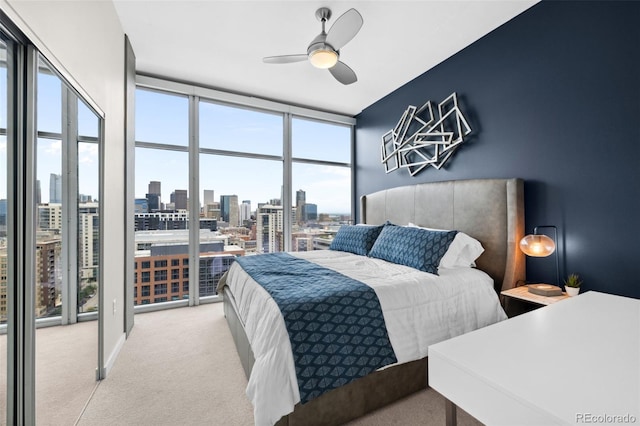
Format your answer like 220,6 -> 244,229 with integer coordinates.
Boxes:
78,303 -> 253,426
76,302 -> 482,426
35,321 -> 99,426
0,320 -> 99,426
0,303 -> 483,425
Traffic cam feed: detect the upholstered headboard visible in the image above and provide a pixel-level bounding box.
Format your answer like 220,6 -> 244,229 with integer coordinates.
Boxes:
360,178 -> 525,294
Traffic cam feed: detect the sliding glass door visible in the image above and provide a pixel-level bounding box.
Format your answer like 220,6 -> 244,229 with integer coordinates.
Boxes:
0,34 -> 10,426
34,54 -> 102,424
0,16 -> 104,422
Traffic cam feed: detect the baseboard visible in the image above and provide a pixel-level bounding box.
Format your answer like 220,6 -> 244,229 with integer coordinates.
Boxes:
101,332 -> 126,379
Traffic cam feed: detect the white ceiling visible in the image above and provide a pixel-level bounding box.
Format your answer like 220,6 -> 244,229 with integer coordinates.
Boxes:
113,1 -> 538,117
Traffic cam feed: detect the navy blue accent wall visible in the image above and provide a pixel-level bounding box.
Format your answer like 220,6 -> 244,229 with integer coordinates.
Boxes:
355,1 -> 640,298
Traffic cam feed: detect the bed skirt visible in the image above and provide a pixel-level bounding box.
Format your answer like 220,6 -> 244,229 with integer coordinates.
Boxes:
223,289 -> 428,425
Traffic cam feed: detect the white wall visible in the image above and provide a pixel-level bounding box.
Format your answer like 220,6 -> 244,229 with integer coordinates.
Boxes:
1,0 -> 127,374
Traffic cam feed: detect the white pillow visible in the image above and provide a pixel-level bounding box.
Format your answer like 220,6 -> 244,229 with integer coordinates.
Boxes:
407,223 -> 484,268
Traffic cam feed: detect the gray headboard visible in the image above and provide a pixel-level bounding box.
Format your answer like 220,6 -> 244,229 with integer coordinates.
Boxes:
360,178 -> 525,294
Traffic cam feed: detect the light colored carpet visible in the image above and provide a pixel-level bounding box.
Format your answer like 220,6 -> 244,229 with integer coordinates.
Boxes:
346,389 -> 481,426
77,303 -> 253,426
35,321 -> 99,426
0,320 -> 99,426
78,303 -> 483,426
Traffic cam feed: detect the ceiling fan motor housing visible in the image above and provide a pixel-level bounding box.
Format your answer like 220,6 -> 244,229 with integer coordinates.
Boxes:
307,33 -> 339,69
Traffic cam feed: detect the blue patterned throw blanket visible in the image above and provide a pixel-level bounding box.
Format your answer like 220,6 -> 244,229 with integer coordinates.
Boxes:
236,252 -> 397,404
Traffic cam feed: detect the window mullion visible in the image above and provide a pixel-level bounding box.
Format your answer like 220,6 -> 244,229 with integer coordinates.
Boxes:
350,125 -> 356,224
188,95 -> 199,306
20,43 -> 38,426
61,87 -> 79,325
283,113 -> 292,252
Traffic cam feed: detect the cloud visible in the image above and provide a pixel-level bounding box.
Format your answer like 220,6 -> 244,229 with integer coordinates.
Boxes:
44,140 -> 61,155
78,143 -> 98,164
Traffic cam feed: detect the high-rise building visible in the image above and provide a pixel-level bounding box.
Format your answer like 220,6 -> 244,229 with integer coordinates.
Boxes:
0,199 -> 6,227
146,193 -> 160,212
36,179 -> 41,205
220,195 -> 239,226
36,236 -> 62,317
295,189 -> 306,224
204,202 -> 220,220
171,189 -> 188,210
147,181 -> 161,210
257,205 -> 282,254
0,240 -> 58,320
148,181 -> 161,196
256,204 -> 295,253
38,203 -> 63,231
133,232 -> 244,305
203,190 -> 214,205
240,200 -> 252,224
301,203 -> 318,221
49,173 -> 62,203
78,203 -> 99,280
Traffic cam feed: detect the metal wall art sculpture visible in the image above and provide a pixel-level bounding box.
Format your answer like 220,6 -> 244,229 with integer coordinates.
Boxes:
381,92 -> 472,176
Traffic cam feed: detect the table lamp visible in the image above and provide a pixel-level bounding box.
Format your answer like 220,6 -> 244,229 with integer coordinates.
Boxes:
519,225 -> 562,296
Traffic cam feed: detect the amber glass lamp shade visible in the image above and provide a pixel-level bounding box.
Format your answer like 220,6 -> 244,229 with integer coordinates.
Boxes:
519,234 -> 556,257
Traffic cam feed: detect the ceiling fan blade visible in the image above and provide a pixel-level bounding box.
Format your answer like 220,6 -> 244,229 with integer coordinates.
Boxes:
263,54 -> 308,64
329,61 -> 357,85
325,8 -> 363,51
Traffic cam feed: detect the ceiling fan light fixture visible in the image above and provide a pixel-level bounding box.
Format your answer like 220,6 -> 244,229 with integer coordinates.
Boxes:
309,48 -> 338,69
263,7 -> 362,84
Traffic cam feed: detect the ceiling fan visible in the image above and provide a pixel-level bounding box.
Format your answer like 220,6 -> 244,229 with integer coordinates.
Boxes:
263,7 -> 363,85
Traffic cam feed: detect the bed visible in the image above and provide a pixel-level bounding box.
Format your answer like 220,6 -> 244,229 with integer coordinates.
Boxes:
219,178 -> 525,426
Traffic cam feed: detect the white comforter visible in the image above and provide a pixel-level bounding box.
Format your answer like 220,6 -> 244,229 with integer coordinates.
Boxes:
224,250 -> 507,426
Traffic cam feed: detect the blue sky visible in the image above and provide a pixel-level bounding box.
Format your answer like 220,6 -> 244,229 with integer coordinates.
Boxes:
135,89 -> 351,214
0,62 -> 100,202
1,66 -> 352,215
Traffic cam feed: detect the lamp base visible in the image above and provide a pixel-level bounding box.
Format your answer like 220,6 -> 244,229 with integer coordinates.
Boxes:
527,284 -> 563,296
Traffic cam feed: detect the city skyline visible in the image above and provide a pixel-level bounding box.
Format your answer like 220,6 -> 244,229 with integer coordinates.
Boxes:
134,148 -> 351,215
135,179 -> 345,217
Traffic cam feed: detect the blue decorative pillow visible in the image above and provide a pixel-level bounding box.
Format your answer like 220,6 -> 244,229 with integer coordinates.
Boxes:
368,226 -> 458,274
329,224 -> 385,256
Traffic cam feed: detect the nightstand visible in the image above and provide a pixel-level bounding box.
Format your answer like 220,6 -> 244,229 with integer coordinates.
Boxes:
501,285 -> 570,317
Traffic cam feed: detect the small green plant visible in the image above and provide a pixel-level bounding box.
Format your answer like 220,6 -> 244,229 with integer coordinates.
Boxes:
564,273 -> 583,288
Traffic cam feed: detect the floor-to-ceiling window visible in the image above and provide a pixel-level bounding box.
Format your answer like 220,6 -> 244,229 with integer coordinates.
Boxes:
291,117 -> 352,251
198,102 -> 284,296
77,100 -> 100,315
134,88 -> 189,306
134,76 -> 355,308
35,57 -> 63,321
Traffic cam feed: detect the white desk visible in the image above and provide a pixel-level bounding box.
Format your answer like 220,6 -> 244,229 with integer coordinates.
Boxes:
429,291 -> 640,425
